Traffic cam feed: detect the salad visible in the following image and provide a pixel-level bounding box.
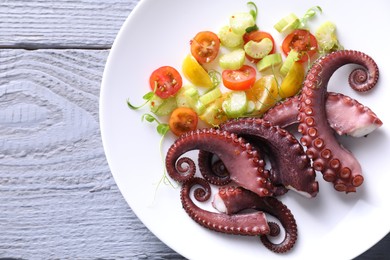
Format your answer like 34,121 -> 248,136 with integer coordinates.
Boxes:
128,3 -> 343,139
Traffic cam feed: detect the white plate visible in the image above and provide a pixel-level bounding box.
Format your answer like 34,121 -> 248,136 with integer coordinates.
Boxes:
100,0 -> 390,259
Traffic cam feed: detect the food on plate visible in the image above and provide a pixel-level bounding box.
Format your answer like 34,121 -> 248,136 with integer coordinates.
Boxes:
190,31 -> 220,64
149,66 -> 182,99
127,2 -> 382,254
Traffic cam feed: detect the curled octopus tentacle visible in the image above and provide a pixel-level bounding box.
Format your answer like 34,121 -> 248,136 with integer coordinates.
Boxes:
297,50 -> 379,192
181,177 -> 271,236
198,150 -> 231,186
198,118 -> 318,198
212,186 -> 297,253
165,128 -> 276,196
262,92 -> 382,137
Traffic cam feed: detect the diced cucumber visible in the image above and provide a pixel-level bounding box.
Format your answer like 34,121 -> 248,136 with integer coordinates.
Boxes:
256,53 -> 282,72
222,91 -> 248,118
150,95 -> 177,116
176,85 -> 198,107
199,87 -> 222,106
244,38 -> 273,59
199,98 -> 227,126
219,49 -> 245,70
230,12 -> 255,36
280,49 -> 299,76
175,85 -> 206,114
218,25 -> 244,49
315,21 -> 343,53
273,13 -> 300,33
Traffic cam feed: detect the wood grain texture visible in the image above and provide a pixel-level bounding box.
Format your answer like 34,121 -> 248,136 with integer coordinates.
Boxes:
0,0 -> 136,49
0,49 -> 183,259
0,0 -> 388,259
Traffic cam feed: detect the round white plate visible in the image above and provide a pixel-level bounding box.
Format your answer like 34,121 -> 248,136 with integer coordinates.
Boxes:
100,0 -> 390,259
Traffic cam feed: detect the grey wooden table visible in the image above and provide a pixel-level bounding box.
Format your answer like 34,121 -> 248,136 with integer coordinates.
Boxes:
0,1 -> 388,259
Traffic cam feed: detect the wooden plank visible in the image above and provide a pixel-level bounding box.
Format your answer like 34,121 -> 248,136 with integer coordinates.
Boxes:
0,0 -> 138,48
0,49 -> 182,259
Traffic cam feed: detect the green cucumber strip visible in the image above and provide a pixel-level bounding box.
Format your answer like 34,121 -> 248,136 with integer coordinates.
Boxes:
150,95 -> 177,116
280,49 -> 299,76
199,87 -> 222,106
222,91 -> 248,118
219,49 -> 245,70
230,12 -> 256,36
176,85 -> 198,108
193,100 -> 206,115
274,13 -> 299,33
256,53 -> 282,71
218,25 -> 244,48
244,38 -> 273,59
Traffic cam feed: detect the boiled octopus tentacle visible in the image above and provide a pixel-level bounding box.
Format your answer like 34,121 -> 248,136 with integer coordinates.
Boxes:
298,50 -> 379,192
212,186 -> 297,253
263,92 -> 382,137
165,128 -> 276,196
181,177 -> 271,236
198,118 -> 318,198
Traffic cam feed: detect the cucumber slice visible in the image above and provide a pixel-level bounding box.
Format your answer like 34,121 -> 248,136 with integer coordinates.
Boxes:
274,13 -> 300,33
150,95 -> 177,116
244,38 -> 273,59
315,21 -> 343,52
199,98 -> 227,126
219,49 -> 245,70
218,25 -> 244,48
176,85 -> 198,107
230,12 -> 255,36
256,53 -> 282,72
280,49 -> 299,76
222,91 -> 248,118
199,87 -> 222,106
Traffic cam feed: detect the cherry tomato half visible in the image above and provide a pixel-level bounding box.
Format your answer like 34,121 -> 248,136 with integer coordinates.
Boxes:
281,29 -> 318,63
222,65 -> 257,91
169,107 -> 198,136
243,30 -> 276,63
190,31 -> 220,64
149,66 -> 182,99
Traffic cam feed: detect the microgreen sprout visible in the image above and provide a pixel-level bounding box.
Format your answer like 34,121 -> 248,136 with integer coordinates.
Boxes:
247,2 -> 258,20
245,2 -> 259,33
127,82 -> 158,110
298,6 -> 322,29
141,113 -> 176,198
208,69 -> 222,89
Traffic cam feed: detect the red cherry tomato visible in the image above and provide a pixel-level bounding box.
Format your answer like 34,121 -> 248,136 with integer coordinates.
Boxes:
243,30 -> 276,63
149,66 -> 182,99
169,107 -> 198,136
190,31 -> 220,64
222,65 -> 257,90
281,29 -> 318,63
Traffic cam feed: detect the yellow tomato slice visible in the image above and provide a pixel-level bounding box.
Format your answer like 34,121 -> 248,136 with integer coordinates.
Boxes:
245,75 -> 280,115
279,61 -> 305,98
182,54 -> 213,88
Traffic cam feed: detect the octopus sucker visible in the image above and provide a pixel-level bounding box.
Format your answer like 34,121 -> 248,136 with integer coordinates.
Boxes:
212,186 -> 297,253
165,128 -> 275,196
198,118 -> 318,198
297,50 -> 379,193
262,92 -> 382,137
180,177 -> 271,236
